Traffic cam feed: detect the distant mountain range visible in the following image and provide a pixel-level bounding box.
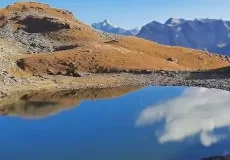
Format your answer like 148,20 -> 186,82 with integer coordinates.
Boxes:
92,18 -> 230,55
92,19 -> 140,36
137,18 -> 230,55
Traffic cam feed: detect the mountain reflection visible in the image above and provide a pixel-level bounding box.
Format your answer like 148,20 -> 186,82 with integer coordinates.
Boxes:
137,88 -> 230,147
0,87 -> 140,118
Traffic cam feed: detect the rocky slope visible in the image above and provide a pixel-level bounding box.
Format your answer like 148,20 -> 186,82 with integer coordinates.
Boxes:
92,19 -> 140,36
137,18 -> 230,55
0,2 -> 230,97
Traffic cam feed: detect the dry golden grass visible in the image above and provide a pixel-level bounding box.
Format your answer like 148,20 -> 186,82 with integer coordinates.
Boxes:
1,2 -> 230,75
20,37 -> 230,75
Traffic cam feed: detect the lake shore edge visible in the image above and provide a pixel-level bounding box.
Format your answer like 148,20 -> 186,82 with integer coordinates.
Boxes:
2,70 -> 230,100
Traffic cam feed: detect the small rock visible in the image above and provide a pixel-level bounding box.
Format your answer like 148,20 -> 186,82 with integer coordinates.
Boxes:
167,57 -> 178,63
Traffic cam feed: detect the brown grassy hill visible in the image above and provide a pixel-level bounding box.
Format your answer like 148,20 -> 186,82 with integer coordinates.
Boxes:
1,2 -> 230,76
0,2 -> 102,53
18,37 -> 230,75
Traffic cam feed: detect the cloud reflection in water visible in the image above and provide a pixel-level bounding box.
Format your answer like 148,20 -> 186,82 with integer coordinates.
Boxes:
136,88 -> 230,146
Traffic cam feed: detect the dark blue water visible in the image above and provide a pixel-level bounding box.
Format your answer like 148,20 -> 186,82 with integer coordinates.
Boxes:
1,87 -> 230,160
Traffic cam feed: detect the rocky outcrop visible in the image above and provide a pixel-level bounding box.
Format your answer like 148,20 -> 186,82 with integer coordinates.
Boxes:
0,2 -> 97,53
18,16 -> 71,33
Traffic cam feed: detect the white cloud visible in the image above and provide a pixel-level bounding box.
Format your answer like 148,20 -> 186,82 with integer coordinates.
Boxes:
136,88 -> 230,147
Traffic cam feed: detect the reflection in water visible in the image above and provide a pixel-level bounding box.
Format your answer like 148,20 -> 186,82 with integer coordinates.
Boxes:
137,88 -> 230,147
1,87 -> 140,118
1,86 -> 230,160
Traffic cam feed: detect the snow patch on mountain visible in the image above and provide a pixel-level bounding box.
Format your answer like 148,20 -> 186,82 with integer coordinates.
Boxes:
165,18 -> 186,26
92,20 -> 140,36
137,18 -> 230,55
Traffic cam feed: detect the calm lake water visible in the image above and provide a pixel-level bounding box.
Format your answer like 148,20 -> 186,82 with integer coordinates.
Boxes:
1,86 -> 230,160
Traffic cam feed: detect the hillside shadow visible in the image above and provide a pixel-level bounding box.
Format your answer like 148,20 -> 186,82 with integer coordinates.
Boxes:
188,66 -> 230,80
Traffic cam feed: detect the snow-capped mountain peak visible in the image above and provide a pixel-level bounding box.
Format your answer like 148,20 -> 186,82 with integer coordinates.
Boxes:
92,20 -> 140,36
102,19 -> 117,27
103,19 -> 110,24
165,18 -> 186,26
137,18 -> 230,56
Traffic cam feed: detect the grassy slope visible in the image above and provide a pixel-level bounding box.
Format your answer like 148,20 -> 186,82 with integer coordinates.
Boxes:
1,2 -> 230,76
20,37 -> 230,75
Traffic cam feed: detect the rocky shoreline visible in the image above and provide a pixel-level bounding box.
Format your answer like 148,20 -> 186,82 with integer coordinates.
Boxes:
1,69 -> 230,99
1,69 -> 230,118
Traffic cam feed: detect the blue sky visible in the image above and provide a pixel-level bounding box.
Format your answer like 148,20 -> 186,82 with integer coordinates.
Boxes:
1,0 -> 230,29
